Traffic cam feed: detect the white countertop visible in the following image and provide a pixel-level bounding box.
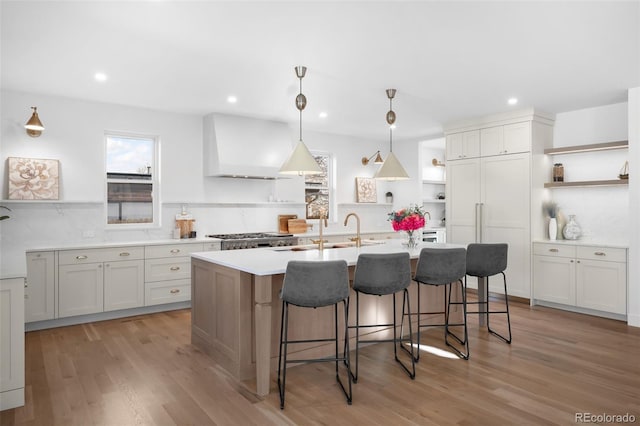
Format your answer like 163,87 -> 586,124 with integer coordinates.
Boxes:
25,237 -> 221,252
533,239 -> 628,249
191,239 -> 463,276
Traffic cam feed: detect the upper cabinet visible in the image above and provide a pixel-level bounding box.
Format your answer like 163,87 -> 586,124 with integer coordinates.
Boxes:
481,121 -> 531,156
445,130 -> 480,161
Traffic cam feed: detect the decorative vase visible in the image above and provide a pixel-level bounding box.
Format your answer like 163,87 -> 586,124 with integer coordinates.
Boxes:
404,230 -> 419,249
548,217 -> 557,240
563,215 -> 582,240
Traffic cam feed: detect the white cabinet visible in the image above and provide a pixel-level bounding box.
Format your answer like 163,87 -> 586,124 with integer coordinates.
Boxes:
0,277 -> 25,410
446,130 -> 480,161
447,153 -> 531,297
144,243 -> 204,306
58,246 -> 144,318
480,122 -> 531,157
533,243 -> 627,316
25,251 -> 55,322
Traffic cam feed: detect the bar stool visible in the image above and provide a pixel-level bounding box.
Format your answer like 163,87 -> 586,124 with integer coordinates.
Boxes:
412,247 -> 469,360
277,260 -> 352,409
463,243 -> 512,344
348,253 -> 415,382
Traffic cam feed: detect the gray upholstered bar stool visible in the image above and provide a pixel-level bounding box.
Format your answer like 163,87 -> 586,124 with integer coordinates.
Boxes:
348,253 -> 415,382
277,260 -> 352,409
411,247 -> 469,360
461,243 -> 512,344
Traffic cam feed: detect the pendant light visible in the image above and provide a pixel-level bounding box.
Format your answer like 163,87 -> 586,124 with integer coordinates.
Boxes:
374,89 -> 409,180
24,106 -> 45,137
279,66 -> 322,175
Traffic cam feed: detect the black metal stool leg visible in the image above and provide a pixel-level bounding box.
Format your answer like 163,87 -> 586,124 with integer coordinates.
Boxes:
486,272 -> 512,344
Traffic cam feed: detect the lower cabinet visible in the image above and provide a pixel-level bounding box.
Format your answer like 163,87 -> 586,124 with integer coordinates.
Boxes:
533,242 -> 627,316
25,251 -> 55,322
57,246 -> 145,318
0,277 -> 25,410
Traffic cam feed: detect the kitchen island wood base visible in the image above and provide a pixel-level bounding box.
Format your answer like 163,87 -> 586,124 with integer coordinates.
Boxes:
191,256 -> 451,396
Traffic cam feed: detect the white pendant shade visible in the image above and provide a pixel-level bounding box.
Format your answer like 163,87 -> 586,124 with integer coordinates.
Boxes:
279,140 -> 322,175
374,151 -> 409,180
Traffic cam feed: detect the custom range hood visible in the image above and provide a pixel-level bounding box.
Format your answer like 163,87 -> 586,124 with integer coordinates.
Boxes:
203,113 -> 293,179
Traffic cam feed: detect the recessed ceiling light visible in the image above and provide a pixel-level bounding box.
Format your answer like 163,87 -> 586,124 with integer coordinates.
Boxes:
508,97 -> 518,105
319,112 -> 328,119
227,95 -> 237,104
94,72 -> 108,82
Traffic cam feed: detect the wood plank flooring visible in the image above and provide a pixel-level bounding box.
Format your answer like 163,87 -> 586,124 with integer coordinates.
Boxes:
2,300 -> 639,425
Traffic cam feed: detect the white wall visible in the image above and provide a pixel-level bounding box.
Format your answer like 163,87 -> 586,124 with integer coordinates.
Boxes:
0,90 -> 411,275
628,88 -> 639,327
550,103 -> 629,243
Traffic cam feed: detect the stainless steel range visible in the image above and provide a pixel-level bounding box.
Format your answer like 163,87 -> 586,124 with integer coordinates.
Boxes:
206,232 -> 299,250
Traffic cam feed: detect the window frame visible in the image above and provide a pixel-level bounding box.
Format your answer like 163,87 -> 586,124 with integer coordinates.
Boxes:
104,131 -> 160,229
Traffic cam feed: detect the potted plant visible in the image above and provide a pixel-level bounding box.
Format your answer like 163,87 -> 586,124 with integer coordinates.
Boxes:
385,192 -> 393,204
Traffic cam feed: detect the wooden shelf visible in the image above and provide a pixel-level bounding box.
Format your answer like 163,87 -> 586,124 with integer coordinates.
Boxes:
544,179 -> 629,188
422,180 -> 446,185
422,199 -> 446,203
544,140 -> 628,155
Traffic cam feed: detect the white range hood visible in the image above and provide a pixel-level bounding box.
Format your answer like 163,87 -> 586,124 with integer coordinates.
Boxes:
203,113 -> 293,179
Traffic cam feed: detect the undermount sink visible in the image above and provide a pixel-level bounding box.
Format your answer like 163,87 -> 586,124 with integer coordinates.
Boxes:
272,239 -> 384,252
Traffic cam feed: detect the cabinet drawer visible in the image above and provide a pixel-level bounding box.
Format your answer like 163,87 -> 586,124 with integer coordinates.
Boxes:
576,246 -> 626,263
145,243 -> 204,259
59,246 -> 144,265
533,243 -> 576,258
145,279 -> 191,306
145,257 -> 191,282
202,242 -> 221,251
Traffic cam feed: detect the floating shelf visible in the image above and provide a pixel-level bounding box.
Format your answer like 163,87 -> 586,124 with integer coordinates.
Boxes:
544,179 -> 629,188
544,140 -> 628,155
422,199 -> 446,203
422,179 -> 446,185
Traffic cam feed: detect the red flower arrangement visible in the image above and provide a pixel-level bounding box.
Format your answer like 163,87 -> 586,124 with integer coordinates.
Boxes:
388,205 -> 427,232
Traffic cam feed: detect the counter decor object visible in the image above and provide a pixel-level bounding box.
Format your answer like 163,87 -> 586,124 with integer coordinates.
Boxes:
388,204 -> 427,249
385,192 -> 393,204
543,201 -> 559,240
562,215 -> 582,240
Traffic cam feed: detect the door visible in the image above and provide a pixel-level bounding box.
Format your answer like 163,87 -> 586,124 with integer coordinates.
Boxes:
533,256 -> 576,305
58,263 -> 104,317
481,153 -> 531,297
104,260 -> 144,312
576,259 -> 626,314
0,278 -> 25,401
446,158 -> 480,246
25,251 -> 55,322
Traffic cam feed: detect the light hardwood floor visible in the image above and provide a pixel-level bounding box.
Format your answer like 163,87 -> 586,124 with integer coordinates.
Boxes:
2,300 -> 639,426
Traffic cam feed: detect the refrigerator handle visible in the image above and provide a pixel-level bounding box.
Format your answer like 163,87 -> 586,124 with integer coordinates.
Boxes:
475,202 -> 484,243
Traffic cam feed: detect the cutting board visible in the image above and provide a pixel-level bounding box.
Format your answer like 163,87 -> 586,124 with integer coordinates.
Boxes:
278,214 -> 298,233
287,219 -> 308,234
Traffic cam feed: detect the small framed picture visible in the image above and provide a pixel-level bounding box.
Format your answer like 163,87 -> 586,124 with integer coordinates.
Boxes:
355,177 -> 377,203
7,157 -> 60,200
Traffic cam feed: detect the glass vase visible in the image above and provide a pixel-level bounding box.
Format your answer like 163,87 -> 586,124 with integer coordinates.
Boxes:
404,230 -> 419,249
562,215 -> 582,240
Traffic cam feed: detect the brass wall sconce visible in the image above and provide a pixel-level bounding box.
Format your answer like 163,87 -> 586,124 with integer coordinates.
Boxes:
432,158 -> 445,167
24,107 -> 45,137
362,151 -> 384,166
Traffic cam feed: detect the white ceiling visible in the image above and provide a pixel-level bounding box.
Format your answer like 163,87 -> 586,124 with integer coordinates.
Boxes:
2,1 -> 639,143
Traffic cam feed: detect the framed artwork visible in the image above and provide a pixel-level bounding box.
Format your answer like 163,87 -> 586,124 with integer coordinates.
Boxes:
355,177 -> 377,203
7,157 -> 60,200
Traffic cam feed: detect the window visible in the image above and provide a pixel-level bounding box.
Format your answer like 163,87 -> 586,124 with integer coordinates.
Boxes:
305,152 -> 334,219
105,133 -> 158,226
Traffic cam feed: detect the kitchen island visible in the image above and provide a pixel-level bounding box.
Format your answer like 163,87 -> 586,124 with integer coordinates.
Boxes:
190,239 -> 464,396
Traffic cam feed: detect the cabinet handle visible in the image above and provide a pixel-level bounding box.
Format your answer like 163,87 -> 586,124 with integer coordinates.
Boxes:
170,289 -> 180,294
570,260 -> 574,263
119,252 -> 130,257
170,266 -> 181,271
594,252 -> 606,256
76,255 -> 88,260
549,248 -> 559,253
577,260 -> 581,264
170,249 -> 181,254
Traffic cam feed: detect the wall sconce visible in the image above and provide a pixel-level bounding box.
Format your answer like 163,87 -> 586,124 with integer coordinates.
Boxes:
432,158 -> 445,167
24,107 -> 45,137
361,151 -> 384,166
